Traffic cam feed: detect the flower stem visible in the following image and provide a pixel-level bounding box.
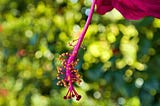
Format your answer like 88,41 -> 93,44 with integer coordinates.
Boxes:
66,0 -> 96,87
68,0 -> 96,64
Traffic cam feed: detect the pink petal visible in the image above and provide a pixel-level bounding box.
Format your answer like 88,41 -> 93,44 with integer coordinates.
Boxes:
96,0 -> 113,15
113,0 -> 160,20
96,0 -> 160,20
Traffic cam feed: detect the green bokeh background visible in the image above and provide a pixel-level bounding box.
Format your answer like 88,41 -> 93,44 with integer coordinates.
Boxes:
0,0 -> 160,106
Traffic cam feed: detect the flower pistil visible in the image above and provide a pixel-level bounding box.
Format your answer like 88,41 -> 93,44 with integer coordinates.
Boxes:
57,0 -> 97,101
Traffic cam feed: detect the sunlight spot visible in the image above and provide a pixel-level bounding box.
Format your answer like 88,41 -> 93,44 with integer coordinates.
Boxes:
73,24 -> 80,33
118,97 -> 126,105
93,91 -> 101,99
35,51 -> 42,59
70,0 -> 78,3
98,24 -> 106,32
135,78 -> 144,88
85,8 -> 90,16
56,0 -> 63,4
79,80 -> 90,91
44,50 -> 54,60
25,30 -> 33,38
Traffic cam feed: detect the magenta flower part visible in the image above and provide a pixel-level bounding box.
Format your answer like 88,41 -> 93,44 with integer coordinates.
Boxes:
96,0 -> 160,20
57,0 -> 96,101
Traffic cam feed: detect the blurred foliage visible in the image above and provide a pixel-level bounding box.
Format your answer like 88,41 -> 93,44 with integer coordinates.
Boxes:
0,0 -> 160,106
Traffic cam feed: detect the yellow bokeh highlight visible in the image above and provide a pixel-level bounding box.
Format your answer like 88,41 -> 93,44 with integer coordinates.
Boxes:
89,44 -> 100,57
134,62 -> 145,71
148,48 -> 156,56
53,15 -> 65,28
100,50 -> 112,63
107,33 -> 116,43
82,62 -> 90,70
102,62 -> 112,71
88,41 -> 112,62
145,30 -> 153,40
35,51 -> 43,59
59,32 -> 68,41
37,2 -> 46,14
109,24 -> 119,35
36,69 -> 43,79
83,53 -> 95,63
125,69 -> 133,77
125,97 -> 140,106
119,24 -> 138,37
150,89 -> 157,96
153,18 -> 160,28
118,24 -> 139,68
116,59 -> 126,69
141,55 -> 150,63
43,79 -> 51,87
